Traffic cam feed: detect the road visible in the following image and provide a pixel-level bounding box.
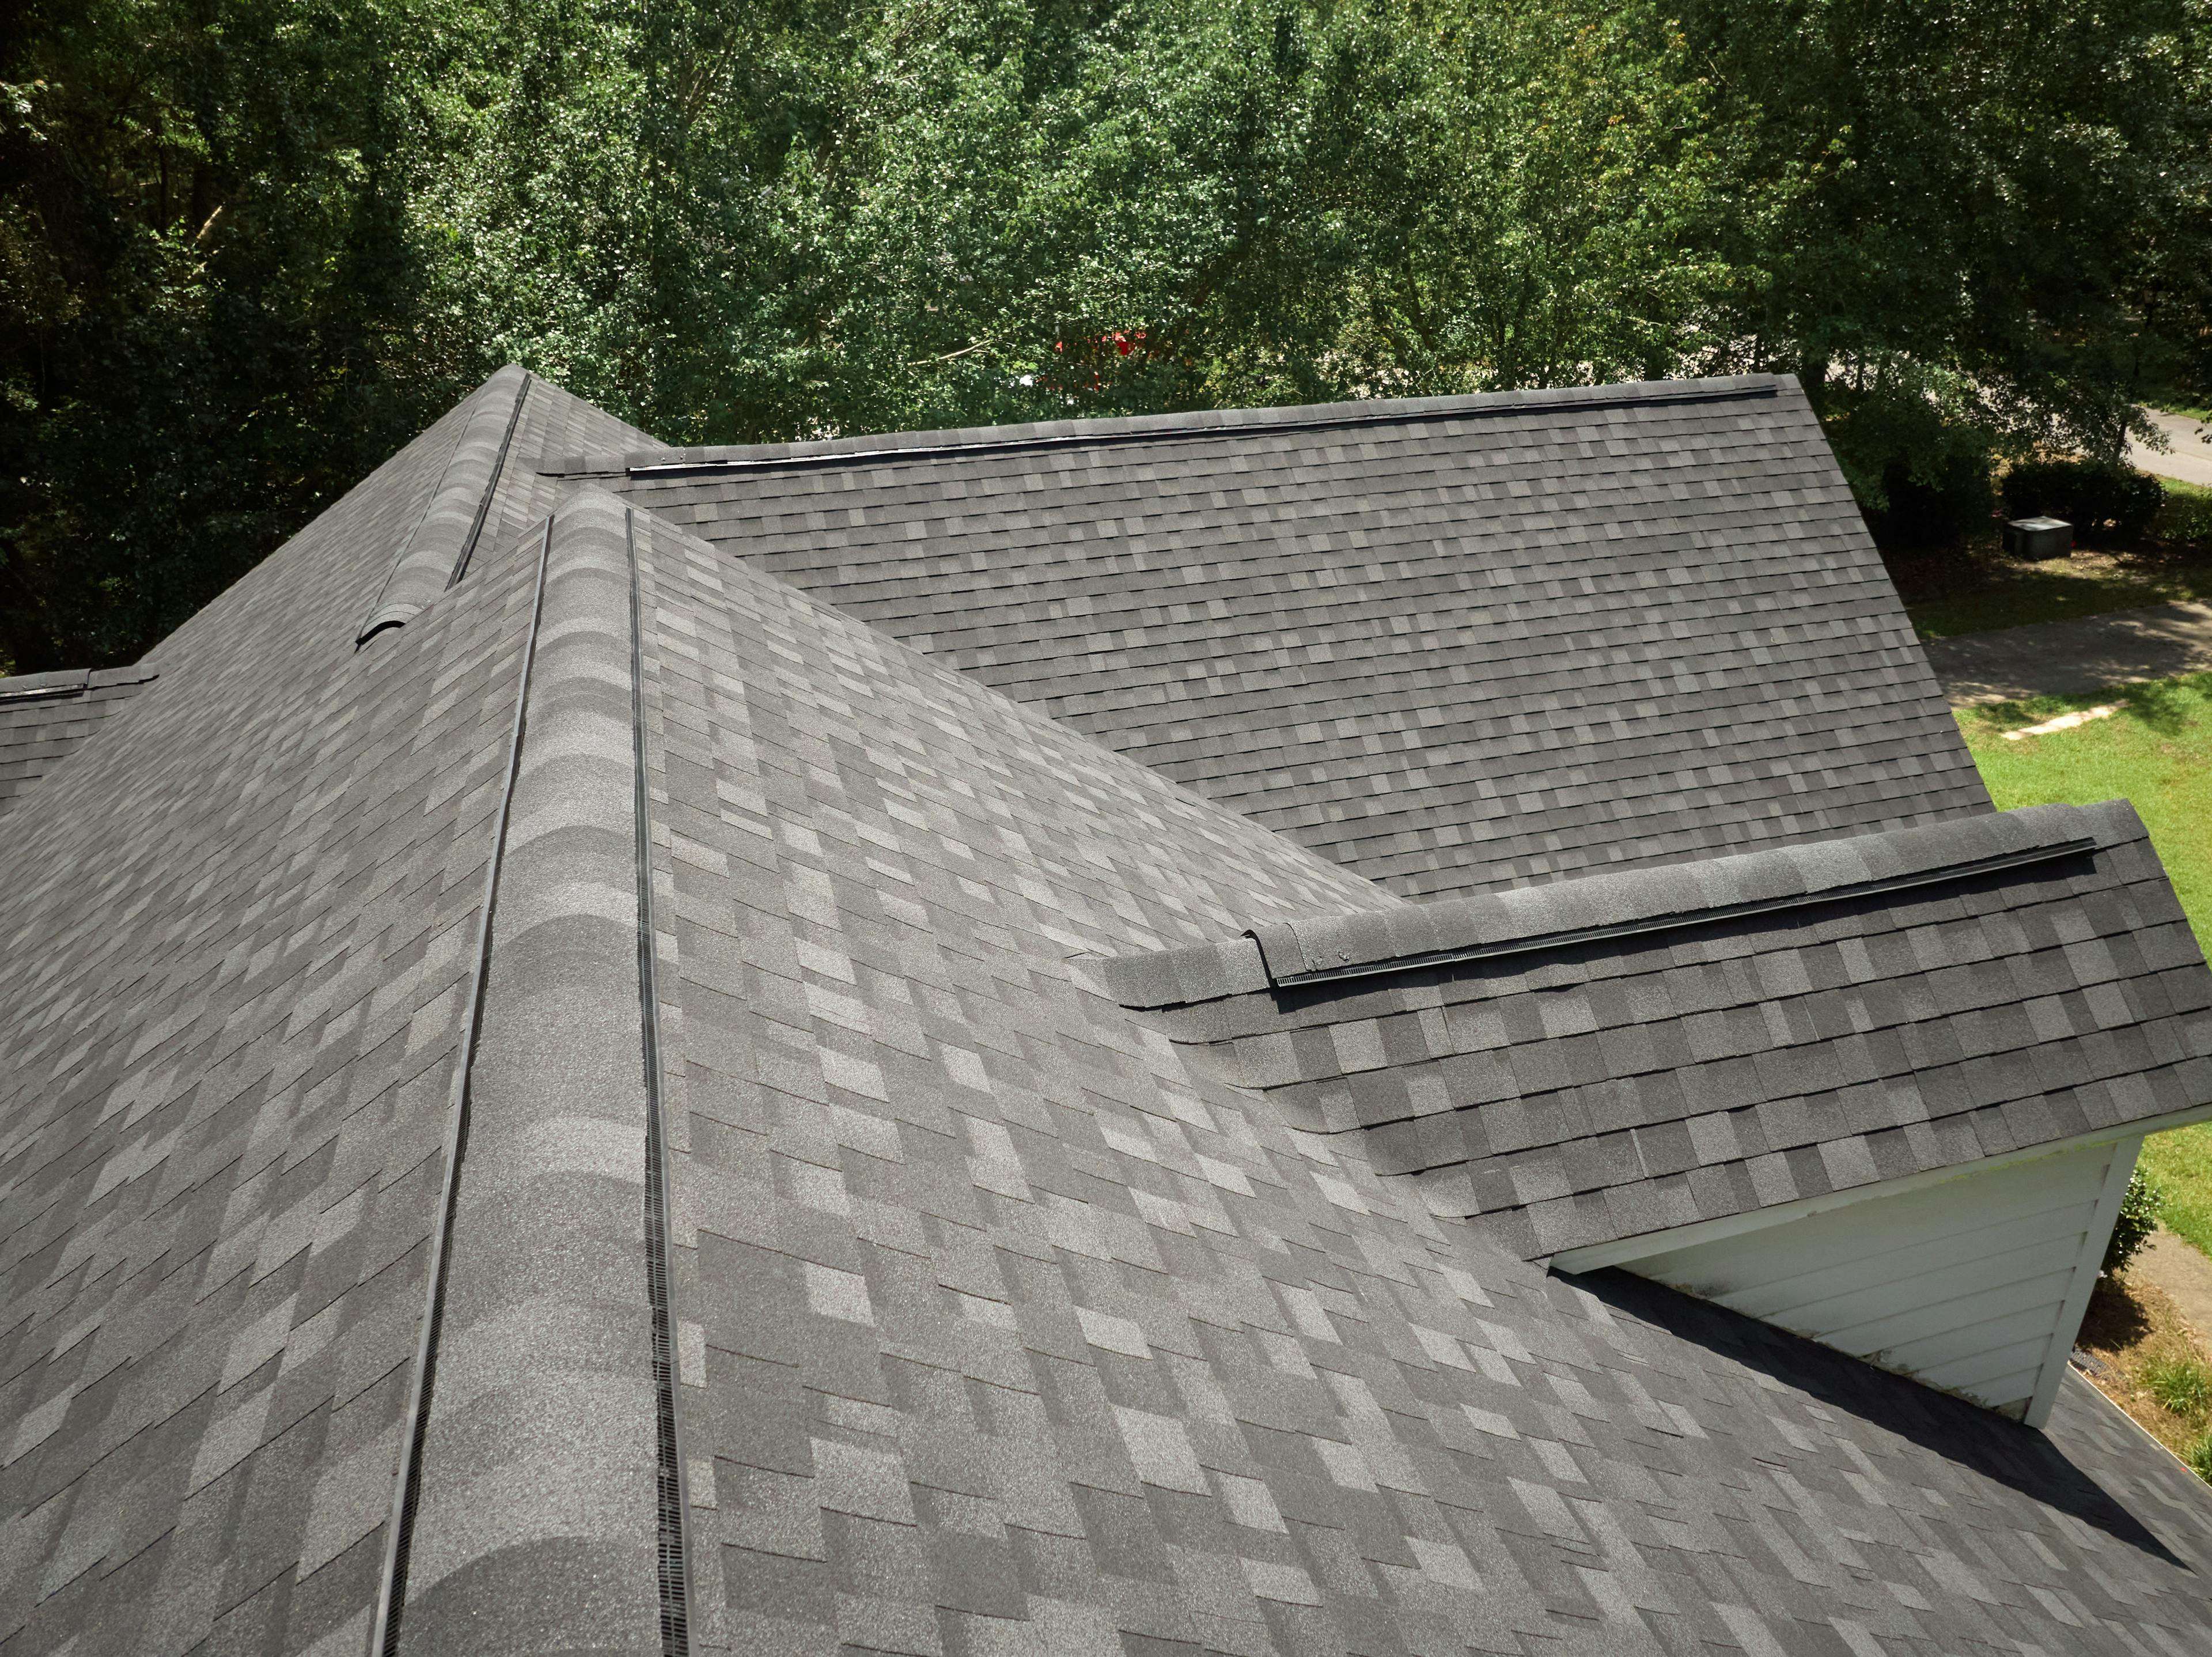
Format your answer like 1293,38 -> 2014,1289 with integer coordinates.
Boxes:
2129,409 -> 2212,489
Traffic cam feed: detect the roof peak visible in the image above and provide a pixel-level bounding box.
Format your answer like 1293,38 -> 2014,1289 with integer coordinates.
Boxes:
357,364 -> 533,645
550,372 -> 1790,479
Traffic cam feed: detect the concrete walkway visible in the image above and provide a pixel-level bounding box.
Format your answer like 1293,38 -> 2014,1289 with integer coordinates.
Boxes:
1924,600 -> 2212,706
2136,1228 -> 2212,1347
2129,410 -> 2212,489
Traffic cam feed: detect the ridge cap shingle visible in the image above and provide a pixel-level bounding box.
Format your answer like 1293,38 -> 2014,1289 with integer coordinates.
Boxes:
1095,804 -> 2112,1008
381,486 -> 680,1654
356,364 -> 532,645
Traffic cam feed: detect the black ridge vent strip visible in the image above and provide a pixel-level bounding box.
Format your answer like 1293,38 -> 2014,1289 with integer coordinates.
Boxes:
1260,837 -> 2103,990
445,372 -> 532,590
368,515 -> 556,1657
629,508 -> 694,1656
619,382 -> 1781,480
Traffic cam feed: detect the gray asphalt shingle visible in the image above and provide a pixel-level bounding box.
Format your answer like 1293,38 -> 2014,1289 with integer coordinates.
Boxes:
1098,802 -> 2212,1258
2,368 -> 2207,1657
0,665 -> 158,818
593,376 -> 1988,902
0,373 -> 652,1655
623,505 -> 2212,1655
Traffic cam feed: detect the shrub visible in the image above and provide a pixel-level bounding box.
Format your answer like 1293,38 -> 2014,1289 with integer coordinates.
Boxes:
2153,485 -> 2212,551
2001,459 -> 2165,542
2188,1431 -> 2212,1486
2105,1167 -> 2164,1274
2143,1353 -> 2212,1418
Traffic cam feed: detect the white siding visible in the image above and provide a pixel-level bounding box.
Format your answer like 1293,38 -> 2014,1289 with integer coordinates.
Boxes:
1613,1138 -> 2139,1424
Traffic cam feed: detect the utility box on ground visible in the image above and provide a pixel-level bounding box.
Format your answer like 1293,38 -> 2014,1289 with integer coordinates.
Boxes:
2003,516 -> 2073,558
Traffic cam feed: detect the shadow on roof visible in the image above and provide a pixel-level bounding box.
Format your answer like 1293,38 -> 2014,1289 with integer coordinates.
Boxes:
1571,1264 -> 2192,1569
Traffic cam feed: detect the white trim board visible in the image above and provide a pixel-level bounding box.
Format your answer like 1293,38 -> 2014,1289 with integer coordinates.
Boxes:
2028,1137 -> 2140,1426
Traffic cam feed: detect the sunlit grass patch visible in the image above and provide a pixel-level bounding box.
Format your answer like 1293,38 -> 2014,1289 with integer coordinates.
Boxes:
1957,671 -> 2212,956
2141,1125 -> 2212,1262
1960,671 -> 2212,1277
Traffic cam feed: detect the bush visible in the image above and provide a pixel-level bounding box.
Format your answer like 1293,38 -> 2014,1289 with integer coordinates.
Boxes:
2188,1431 -> 2212,1486
2153,485 -> 2212,551
2105,1168 -> 2165,1273
2002,459 -> 2165,542
2143,1353 -> 2212,1418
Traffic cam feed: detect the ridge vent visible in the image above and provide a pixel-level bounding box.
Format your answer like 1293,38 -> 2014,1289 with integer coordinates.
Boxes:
1091,806 -> 2103,1011
357,365 -> 532,646
372,489 -> 690,1656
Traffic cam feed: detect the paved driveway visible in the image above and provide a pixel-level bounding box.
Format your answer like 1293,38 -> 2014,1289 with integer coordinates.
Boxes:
2129,410 -> 2212,488
1925,600 -> 2212,706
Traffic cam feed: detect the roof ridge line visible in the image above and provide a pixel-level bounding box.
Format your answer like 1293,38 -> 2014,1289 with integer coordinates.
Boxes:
0,663 -> 157,704
373,486 -> 686,1654
356,365 -> 531,647
1093,804 -> 2115,1009
543,374 -> 1788,479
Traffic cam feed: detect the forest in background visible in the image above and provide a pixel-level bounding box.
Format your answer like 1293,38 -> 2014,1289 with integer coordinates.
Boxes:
5,0 -> 2211,672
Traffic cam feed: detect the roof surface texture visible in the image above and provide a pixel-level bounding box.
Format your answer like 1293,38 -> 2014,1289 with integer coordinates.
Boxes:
0,665 -> 159,817
1103,801 -> 2212,1260
1,371 -> 2209,1657
589,377 -> 1990,901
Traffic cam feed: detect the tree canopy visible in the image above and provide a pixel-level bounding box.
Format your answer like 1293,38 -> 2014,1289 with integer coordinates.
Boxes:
5,0 -> 2209,669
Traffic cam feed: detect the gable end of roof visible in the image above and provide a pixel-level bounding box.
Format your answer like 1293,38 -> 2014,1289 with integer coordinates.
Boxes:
1097,802 -> 2212,1261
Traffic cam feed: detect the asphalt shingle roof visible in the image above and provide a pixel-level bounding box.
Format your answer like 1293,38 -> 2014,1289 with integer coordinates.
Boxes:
590,376 -> 1989,901
0,665 -> 158,817
620,500 -> 2212,1656
2,369 -> 2209,1657
0,374 -> 650,1654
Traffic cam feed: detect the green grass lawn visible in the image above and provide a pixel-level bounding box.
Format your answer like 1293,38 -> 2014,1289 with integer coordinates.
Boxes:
2152,397 -> 2212,425
2142,1124 -> 2212,1261
1959,672 -> 2212,1253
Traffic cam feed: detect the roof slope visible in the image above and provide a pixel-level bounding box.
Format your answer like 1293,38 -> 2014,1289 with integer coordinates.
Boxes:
3,370 -> 2210,1657
1099,801 -> 2212,1259
0,373 -> 649,1655
623,500 -> 2212,1656
595,375 -> 1988,901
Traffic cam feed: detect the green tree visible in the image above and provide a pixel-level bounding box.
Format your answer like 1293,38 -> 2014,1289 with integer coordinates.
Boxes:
6,0 -> 2210,670
1678,0 -> 2212,513
1,0 -> 440,670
